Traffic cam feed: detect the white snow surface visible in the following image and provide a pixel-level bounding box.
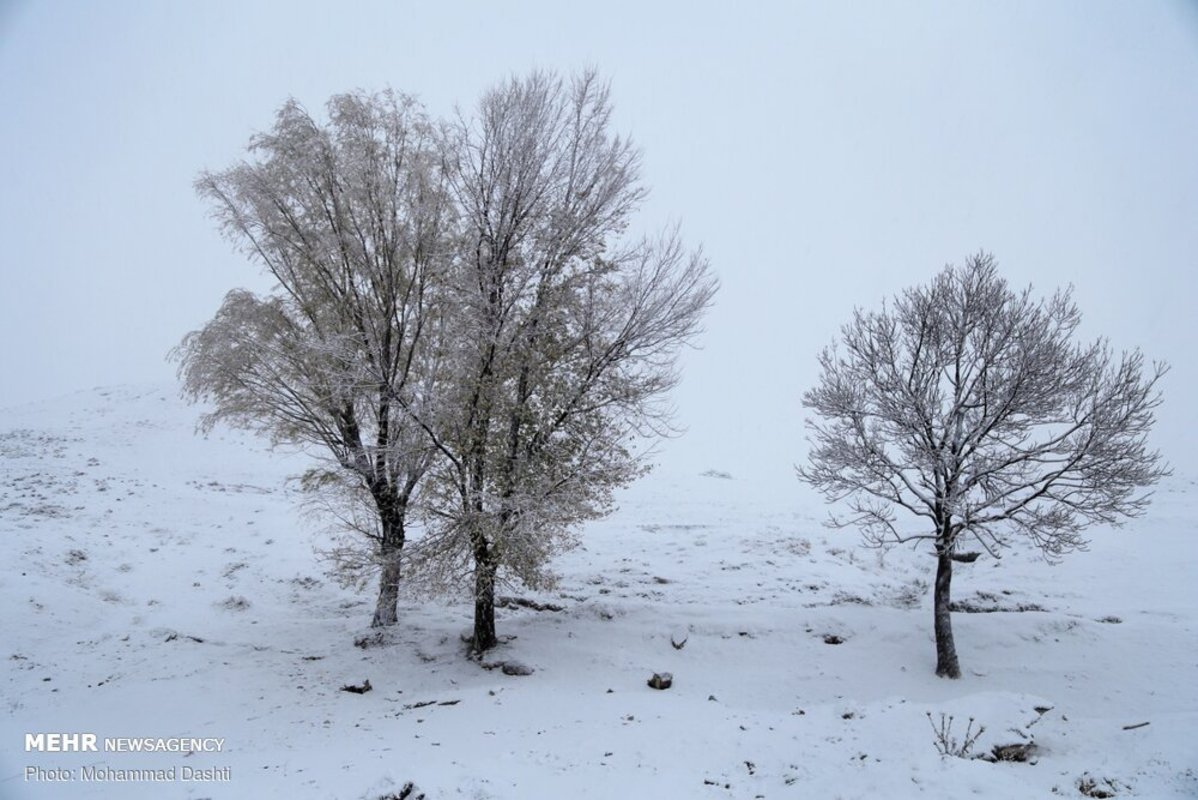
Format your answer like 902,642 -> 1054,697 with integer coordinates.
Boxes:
2,385 -> 1195,798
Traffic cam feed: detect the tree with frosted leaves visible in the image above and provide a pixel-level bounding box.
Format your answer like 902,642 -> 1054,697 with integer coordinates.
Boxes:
798,254 -> 1168,678
404,70 -> 717,654
176,91 -> 453,628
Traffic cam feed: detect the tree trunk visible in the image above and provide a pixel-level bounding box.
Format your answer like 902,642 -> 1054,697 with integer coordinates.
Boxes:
933,545 -> 961,678
370,494 -> 405,628
472,552 -> 498,654
371,542 -> 402,628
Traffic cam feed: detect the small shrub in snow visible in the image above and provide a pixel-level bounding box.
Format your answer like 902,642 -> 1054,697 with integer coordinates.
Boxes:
988,742 -> 1038,762
377,783 -> 424,800
782,537 -> 811,557
220,595 -> 250,611
830,590 -> 871,606
500,661 -> 534,677
354,631 -> 387,649
1077,773 -> 1124,798
927,712 -> 985,759
932,703 -> 1053,764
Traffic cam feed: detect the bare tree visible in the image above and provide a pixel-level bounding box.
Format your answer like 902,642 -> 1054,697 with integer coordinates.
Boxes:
404,70 -> 717,653
799,254 -> 1168,678
175,91 -> 454,627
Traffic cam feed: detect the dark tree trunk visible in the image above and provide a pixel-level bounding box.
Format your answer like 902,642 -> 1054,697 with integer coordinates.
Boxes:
472,549 -> 498,654
371,541 -> 402,628
370,493 -> 405,628
933,545 -> 961,678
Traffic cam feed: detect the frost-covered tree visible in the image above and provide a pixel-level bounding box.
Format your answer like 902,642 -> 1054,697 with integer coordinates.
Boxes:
404,71 -> 717,653
175,91 -> 454,628
799,254 -> 1168,678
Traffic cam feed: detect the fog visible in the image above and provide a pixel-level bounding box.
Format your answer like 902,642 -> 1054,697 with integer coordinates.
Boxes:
2,0 -> 1195,481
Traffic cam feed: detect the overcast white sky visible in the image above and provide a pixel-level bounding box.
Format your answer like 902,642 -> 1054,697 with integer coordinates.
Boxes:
1,1 -> 1196,482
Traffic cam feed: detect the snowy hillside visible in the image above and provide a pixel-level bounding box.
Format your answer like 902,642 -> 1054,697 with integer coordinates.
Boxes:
2,385 -> 1195,798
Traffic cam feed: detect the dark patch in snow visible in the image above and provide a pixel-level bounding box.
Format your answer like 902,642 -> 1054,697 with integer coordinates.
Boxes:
496,595 -> 564,612
984,742 -> 1037,763
219,595 -> 251,611
377,781 -> 425,800
950,592 -> 1046,613
700,469 -> 733,480
1077,773 -> 1124,798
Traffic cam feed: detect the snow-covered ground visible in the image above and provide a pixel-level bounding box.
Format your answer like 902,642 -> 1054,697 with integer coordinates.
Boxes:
2,385 -> 1195,798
